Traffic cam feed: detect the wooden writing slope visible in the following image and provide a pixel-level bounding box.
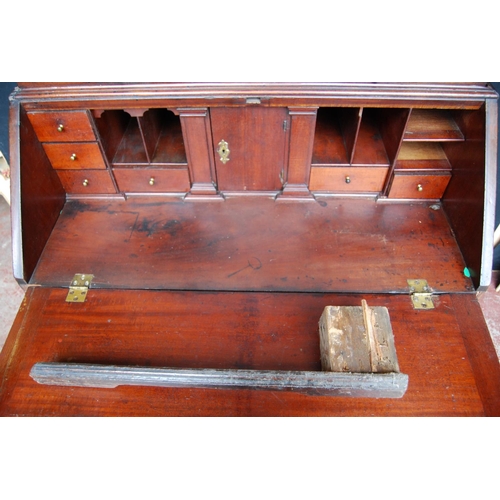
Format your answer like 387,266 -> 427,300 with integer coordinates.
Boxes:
1,82 -> 499,416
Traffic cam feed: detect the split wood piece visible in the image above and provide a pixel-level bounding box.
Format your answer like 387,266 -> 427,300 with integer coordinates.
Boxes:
319,301 -> 401,374
29,363 -> 409,398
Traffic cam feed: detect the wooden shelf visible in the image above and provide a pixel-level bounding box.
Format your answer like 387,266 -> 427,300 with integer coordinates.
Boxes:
404,109 -> 464,141
395,142 -> 452,171
113,118 -> 149,165
151,116 -> 188,165
312,108 -> 395,167
311,108 -> 350,166
351,109 -> 390,166
96,109 -> 187,167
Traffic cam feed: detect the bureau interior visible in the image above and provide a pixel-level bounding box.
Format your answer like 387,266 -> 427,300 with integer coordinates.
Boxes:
16,103 -> 488,294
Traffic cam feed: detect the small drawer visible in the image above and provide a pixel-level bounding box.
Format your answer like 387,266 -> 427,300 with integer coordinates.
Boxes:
27,110 -> 96,142
56,170 -> 117,194
309,167 -> 388,193
113,168 -> 191,193
43,143 -> 107,170
388,172 -> 451,199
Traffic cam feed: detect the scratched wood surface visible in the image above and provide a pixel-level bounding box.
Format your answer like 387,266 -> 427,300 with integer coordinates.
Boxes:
1,288 -> 499,416
31,197 -> 472,293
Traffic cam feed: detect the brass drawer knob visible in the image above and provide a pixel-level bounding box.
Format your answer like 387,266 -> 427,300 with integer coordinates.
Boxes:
417,184 -> 423,192
70,153 -> 77,161
345,176 -> 351,184
82,179 -> 89,187
149,177 -> 155,186
57,124 -> 64,132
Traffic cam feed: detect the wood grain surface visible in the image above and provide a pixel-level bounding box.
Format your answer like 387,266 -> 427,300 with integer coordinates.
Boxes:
13,83 -> 495,111
210,107 -> 288,192
6,83 -> 498,418
319,303 -> 399,373
29,198 -> 473,293
0,287 -> 498,416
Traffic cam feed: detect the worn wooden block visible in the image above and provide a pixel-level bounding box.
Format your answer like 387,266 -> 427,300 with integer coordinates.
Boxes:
319,300 -> 400,373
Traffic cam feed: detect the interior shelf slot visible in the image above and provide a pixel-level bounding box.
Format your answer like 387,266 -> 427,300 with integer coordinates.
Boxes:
95,109 -> 187,167
113,116 -> 149,165
351,109 -> 390,166
395,142 -> 452,171
150,110 -> 188,165
311,108 -> 361,166
403,109 -> 464,141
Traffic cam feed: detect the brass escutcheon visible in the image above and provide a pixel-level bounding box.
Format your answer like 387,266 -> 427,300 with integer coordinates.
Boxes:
217,140 -> 230,164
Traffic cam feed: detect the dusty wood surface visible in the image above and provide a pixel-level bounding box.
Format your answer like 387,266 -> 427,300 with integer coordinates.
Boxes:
30,198 -> 473,293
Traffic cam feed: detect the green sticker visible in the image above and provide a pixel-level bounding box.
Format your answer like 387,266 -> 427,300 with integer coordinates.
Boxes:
463,267 -> 471,278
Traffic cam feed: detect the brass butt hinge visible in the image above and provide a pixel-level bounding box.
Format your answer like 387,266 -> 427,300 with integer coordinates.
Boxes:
66,274 -> 94,303
407,279 -> 434,310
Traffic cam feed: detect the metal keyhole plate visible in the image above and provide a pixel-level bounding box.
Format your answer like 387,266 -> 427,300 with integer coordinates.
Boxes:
217,139 -> 230,164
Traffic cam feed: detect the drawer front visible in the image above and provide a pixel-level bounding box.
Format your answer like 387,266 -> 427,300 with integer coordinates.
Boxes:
56,170 -> 116,194
309,167 -> 388,192
113,168 -> 191,193
43,143 -> 107,170
389,173 -> 451,199
27,110 -> 96,142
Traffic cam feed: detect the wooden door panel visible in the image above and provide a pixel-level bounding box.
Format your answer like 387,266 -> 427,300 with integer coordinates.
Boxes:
210,107 -> 288,192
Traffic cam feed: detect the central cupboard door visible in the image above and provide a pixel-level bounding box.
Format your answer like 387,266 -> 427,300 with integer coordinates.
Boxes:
210,107 -> 289,192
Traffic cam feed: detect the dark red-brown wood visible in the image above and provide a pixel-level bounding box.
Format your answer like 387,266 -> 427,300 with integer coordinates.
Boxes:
56,170 -> 117,195
279,107 -> 315,199
389,173 -> 451,199
113,168 -> 190,193
42,142 -> 107,170
30,198 -> 473,294
309,166 -> 388,193
351,110 -> 390,166
4,83 -> 499,417
442,104 -> 488,289
11,105 -> 66,284
151,113 -> 187,165
137,109 -> 163,162
94,110 -> 133,163
312,108 -> 350,166
13,83 -> 496,111
26,110 -> 96,142
112,118 -> 149,165
210,107 -> 288,192
0,287 -> 498,416
177,108 -> 218,198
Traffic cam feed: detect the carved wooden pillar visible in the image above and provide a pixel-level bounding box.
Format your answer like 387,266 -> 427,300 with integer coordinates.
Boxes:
174,108 -> 222,200
278,107 -> 318,200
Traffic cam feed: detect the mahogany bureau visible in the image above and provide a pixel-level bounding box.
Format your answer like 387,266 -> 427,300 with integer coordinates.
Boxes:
1,82 -> 499,416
